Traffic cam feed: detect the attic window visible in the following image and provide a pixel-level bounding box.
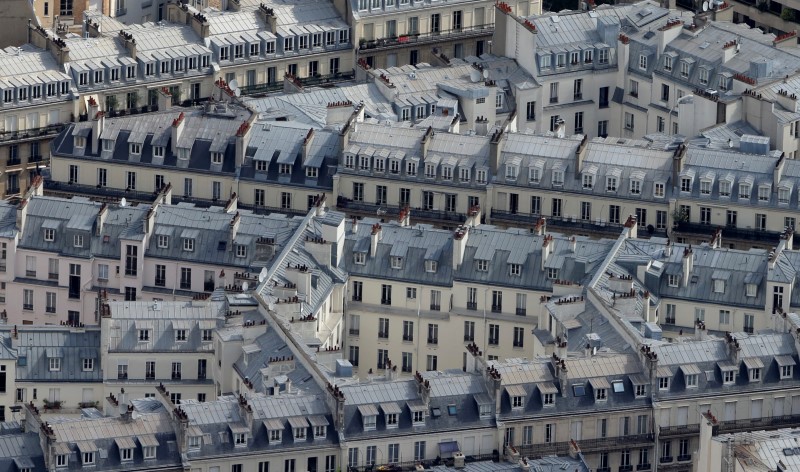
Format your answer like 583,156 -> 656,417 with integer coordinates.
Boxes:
595,388 -> 607,401
121,448 -> 133,461
447,405 -> 457,416
175,329 -> 187,342
44,228 -> 55,242
138,329 -> 150,342
542,393 -> 555,405
749,368 -> 761,382
668,274 -> 679,287
685,374 -> 698,388
234,432 -> 247,445
235,245 -> 247,258
477,260 -> 488,272
413,411 -> 425,423
509,264 -> 521,276
658,377 -> 670,390
74,136 -> 86,148
386,413 -> 398,427
363,415 -> 376,431
354,253 -> 365,265
425,260 -> 437,273
547,268 -> 559,280
511,395 -> 524,409
781,365 -> 793,379
612,381 -> 624,393
188,436 -> 201,449
746,284 -> 757,297
572,385 -> 586,396
714,280 -> 725,293
280,164 -> 292,174
56,454 -> 67,467
391,256 -> 403,269
184,238 -> 195,252
129,143 -> 141,155
211,152 -> 223,164
269,430 -> 282,442
74,235 -> 84,248
153,146 -> 164,158
431,407 -> 441,418
157,235 -> 169,248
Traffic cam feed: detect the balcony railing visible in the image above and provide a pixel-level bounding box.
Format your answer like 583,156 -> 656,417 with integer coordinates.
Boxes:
491,305 -> 502,313
429,304 -> 440,311
172,372 -> 182,380
359,24 -> 493,52
674,221 -> 782,243
578,434 -> 654,453
239,71 -> 355,97
155,279 -> 166,287
0,123 -> 65,143
467,301 -> 477,310
46,307 -> 56,313
677,455 -> 692,462
659,424 -> 700,438
717,414 -> 800,434
23,304 -> 33,310
337,199 -> 467,224
637,464 -> 652,471
378,331 -> 389,339
517,442 -> 570,459
516,308 -> 527,316
349,328 -> 360,336
659,457 -> 673,464
427,337 -> 438,344
403,335 -> 413,342
352,295 -> 362,302
464,335 -> 474,342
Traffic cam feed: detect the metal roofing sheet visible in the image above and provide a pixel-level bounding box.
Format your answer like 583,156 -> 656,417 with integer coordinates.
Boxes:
357,405 -> 379,417
537,382 -> 559,394
228,423 -> 250,434
138,434 -> 159,447
588,377 -> 610,390
407,400 -> 427,411
776,355 -> 797,366
743,357 -> 764,370
380,402 -> 402,415
718,361 -> 738,371
76,440 -> 98,453
287,417 -> 308,429
263,419 -> 284,430
629,374 -> 648,385
114,437 -> 137,450
656,366 -> 673,378
308,415 -> 328,427
680,364 -> 701,376
505,385 -> 527,397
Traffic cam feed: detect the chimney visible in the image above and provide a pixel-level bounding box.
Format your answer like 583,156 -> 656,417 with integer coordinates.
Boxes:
624,214 -> 638,239
302,129 -> 315,164
118,30 -> 137,60
722,39 -> 738,63
16,199 -> 29,235
554,118 -> 566,138
453,226 -> 469,269
489,129 -> 505,174
664,238 -> 672,257
784,226 -> 794,250
143,205 -> 157,240
257,4 -> 278,33
643,291 -> 653,323
710,229 -> 722,249
534,217 -> 547,236
225,192 -> 238,214
466,205 -> 482,227
314,193 -> 327,217
570,236 -> 577,253
159,182 -> 173,205
682,246 -> 693,287
541,234 -> 553,271
171,112 -> 185,155
475,116 -> 489,136
96,203 -> 108,236
370,223 -> 381,258
230,212 -> 241,242
574,135 -> 589,178
694,319 -> 708,341
351,218 -> 359,234
421,126 -> 434,159
775,154 -> 787,185
235,115 -> 256,169
158,88 -> 173,112
397,206 -> 411,227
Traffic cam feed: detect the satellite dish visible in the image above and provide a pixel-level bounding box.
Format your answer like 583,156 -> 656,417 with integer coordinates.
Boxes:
228,78 -> 239,90
483,69 -> 489,79
702,1 -> 708,10
469,70 -> 480,83
119,197 -> 127,207
242,281 -> 249,292
234,87 -> 241,97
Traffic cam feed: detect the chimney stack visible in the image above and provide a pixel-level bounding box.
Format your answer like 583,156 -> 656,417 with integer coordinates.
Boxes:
541,235 -> 553,271
370,224 -> 381,258
230,212 -> 241,243
453,226 -> 469,269
682,246 -> 693,287
171,112 -> 185,155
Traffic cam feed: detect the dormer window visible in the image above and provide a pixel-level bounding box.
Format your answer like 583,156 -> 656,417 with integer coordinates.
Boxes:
606,176 -> 617,192
174,59 -> 184,72
714,279 -> 725,293
425,260 -> 437,273
442,166 -> 452,181
779,187 -> 791,204
314,425 -> 326,438
44,228 -> 55,241
719,180 -> 731,197
685,374 -> 697,388
157,235 -> 169,248
74,136 -> 86,148
138,329 -> 150,341
425,164 -> 436,178
506,165 -> 518,180
476,260 -> 488,272
750,368 -> 761,381
552,170 -> 564,186
363,414 -> 376,431
375,159 -> 385,172
130,143 -> 141,155
509,263 -> 521,276
280,164 -> 291,174
284,38 -> 294,51
255,160 -> 268,172
360,156 -> 370,171
476,169 -> 486,184
74,234 -> 84,248
634,384 -> 646,398
582,174 -> 594,189
49,357 -> 61,371
654,182 -> 665,198
386,413 -> 398,427
160,61 -> 169,74
82,452 -> 95,465
120,447 -> 133,461
529,167 -> 541,183
103,139 -> 114,152
700,180 -> 711,195
547,268 -> 559,280
234,44 -> 244,59
680,177 -> 692,192
658,377 -> 670,390
94,70 -> 103,83
723,370 -> 735,384
83,358 -> 94,371
668,274 -> 679,287
143,446 -> 156,459
56,454 -> 67,467
595,388 -> 607,401
543,393 -> 554,405
79,72 -> 88,85
306,167 -> 319,178
781,364 -> 793,379
746,283 -> 757,297
269,429 -> 282,442
758,185 -> 771,202
391,256 -> 403,269
412,410 -> 425,424
739,183 -> 751,199
145,63 -> 155,76
220,47 -> 230,60
250,43 -> 260,56
234,432 -> 247,445
211,152 -> 223,164
175,329 -> 187,342
512,395 -> 524,408
153,146 -> 164,158
354,252 -> 366,265
235,245 -> 247,258
664,55 -> 673,71
188,436 -> 201,449
183,238 -> 195,252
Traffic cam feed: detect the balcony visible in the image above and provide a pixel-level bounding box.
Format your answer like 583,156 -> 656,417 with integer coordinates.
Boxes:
45,307 -> 56,313
491,305 -> 502,313
381,299 -> 391,305
717,414 -> 800,433
659,424 -> 700,438
0,123 -> 65,144
403,335 -> 413,342
429,304 -> 440,311
517,442 -> 570,459
118,373 -> 128,380
23,304 -> 32,311
352,295 -> 362,302
155,278 -> 166,287
172,372 -> 182,380
516,308 -> 527,316
349,328 -> 360,336
573,93 -> 583,101
490,210 -> 634,236
239,71 -> 355,97
359,24 -> 493,52
467,301 -> 477,310
674,221 -> 781,244
619,466 -> 634,472
659,457 -> 673,464
578,434 -> 654,453
488,338 -> 499,346
464,335 -> 474,342
427,337 -> 438,345
146,373 -> 155,380
597,468 -> 611,472
636,464 -> 652,471
677,455 -> 691,462
48,273 -> 58,281
378,331 -> 389,339
337,199 -> 467,224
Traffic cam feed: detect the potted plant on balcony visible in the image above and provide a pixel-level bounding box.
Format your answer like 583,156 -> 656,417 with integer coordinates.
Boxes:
671,208 -> 689,229
106,95 -> 118,116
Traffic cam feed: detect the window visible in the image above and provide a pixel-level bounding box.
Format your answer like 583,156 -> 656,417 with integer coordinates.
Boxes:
23,289 -> 33,310
513,327 -> 524,348
46,292 -> 56,313
426,355 -> 438,371
661,84 -> 670,102
654,182 -> 665,198
464,320 -> 475,341
83,452 -> 95,465
545,423 -> 554,443
685,374 -> 697,388
180,268 -> 192,290
658,376 -> 670,390
549,82 -> 558,103
476,260 -> 488,272
526,101 -> 536,120
183,238 -> 194,252
488,324 -> 499,345
629,79 -> 638,97
580,201 -> 591,221
49,357 -> 61,371
624,112 -> 634,131
719,309 -> 731,325
635,384 -> 646,398
639,54 -> 647,70
609,205 -> 620,224
117,363 -> 127,379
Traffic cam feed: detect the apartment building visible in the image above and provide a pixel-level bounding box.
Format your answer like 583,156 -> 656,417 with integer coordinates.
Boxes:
334,0 -> 534,70
697,425 -> 800,471
0,43 -> 75,197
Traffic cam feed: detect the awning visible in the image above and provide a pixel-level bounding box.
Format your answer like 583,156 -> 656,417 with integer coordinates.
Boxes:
357,404 -> 378,417
473,393 -> 494,405
263,419 -> 284,431
775,355 -> 797,367
115,437 -> 137,450
76,440 -> 98,453
229,423 -> 250,434
718,361 -> 738,372
537,382 -> 559,394
680,364 -> 701,376
287,417 -> 308,429
380,402 -> 402,415
308,415 -> 329,427
589,378 -> 611,390
505,385 -> 527,398
438,440 -> 460,459
53,442 -> 72,455
138,434 -> 160,447
187,425 -> 203,437
743,357 -> 764,370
